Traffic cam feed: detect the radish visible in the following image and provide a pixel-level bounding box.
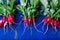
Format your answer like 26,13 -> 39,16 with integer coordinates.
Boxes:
49,18 -> 54,25
0,20 -> 3,26
28,18 -> 32,23
54,20 -> 58,27
58,21 -> 60,26
8,14 -> 14,24
42,17 -> 47,23
42,16 -> 52,23
21,17 -> 35,24
31,18 -> 35,22
37,16 -> 59,34
21,18 -> 29,24
2,16 -> 8,27
28,18 -> 35,23
3,16 -> 8,27
2,16 -> 7,23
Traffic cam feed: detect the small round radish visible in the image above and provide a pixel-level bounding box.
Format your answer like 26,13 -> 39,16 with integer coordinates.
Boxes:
31,18 -> 35,22
28,18 -> 31,23
3,17 -> 8,27
21,18 -> 24,21
42,17 -> 47,23
21,18 -> 29,24
57,21 -> 60,26
0,20 -> 3,26
2,16 -> 7,23
49,18 -> 54,25
59,22 -> 60,26
8,14 -> 14,23
53,20 -> 58,27
46,17 -> 52,22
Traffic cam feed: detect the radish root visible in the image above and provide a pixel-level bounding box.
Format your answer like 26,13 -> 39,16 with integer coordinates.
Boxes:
21,24 -> 28,37
33,21 -> 43,33
9,25 -> 18,40
43,25 -> 48,35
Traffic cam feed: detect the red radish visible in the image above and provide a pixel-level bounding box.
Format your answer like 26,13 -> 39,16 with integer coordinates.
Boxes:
8,14 -> 14,24
28,18 -> 31,23
38,16 -> 60,34
31,18 -> 35,22
57,21 -> 60,26
59,21 -> 60,26
3,17 -> 8,27
46,17 -> 52,22
0,20 -> 3,26
21,18 -> 29,24
49,18 -> 54,25
53,20 -> 58,27
28,18 -> 35,23
2,16 -> 7,23
42,17 -> 47,23
21,17 -> 35,24
2,16 -> 9,27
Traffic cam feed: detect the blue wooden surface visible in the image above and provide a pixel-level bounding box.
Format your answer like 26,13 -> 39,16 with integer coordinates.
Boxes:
0,0 -> 59,40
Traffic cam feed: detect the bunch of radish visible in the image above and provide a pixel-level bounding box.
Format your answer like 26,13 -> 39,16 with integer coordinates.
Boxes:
39,0 -> 60,34
0,0 -> 18,39
16,0 -> 43,36
2,14 -> 14,27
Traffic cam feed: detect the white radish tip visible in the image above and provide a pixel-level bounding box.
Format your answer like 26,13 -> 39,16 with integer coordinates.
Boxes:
0,20 -> 2,23
4,22 -> 7,27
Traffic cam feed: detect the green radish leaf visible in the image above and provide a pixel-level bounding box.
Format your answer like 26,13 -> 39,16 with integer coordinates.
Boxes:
52,0 -> 58,7
53,9 -> 60,17
17,5 -> 25,14
10,0 -> 15,9
40,0 -> 48,8
34,0 -> 40,8
20,0 -> 27,6
0,0 -> 3,4
30,0 -> 35,6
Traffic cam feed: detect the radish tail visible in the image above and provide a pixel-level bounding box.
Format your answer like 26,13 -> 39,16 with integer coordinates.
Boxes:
9,25 -> 18,40
4,22 -> 7,34
16,21 -> 22,28
21,24 -> 28,37
9,25 -> 15,31
29,24 -> 32,39
13,22 -> 18,24
42,23 -> 45,31
54,26 -> 57,32
14,29 -> 18,40
33,21 -> 43,33
43,25 -> 49,35
51,25 -> 57,32
36,21 -> 43,27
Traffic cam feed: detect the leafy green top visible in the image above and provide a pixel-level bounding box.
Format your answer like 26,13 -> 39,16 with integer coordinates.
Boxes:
41,0 -> 60,20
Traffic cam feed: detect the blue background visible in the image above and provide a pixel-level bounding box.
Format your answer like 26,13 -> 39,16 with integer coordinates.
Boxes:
0,0 -> 60,40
